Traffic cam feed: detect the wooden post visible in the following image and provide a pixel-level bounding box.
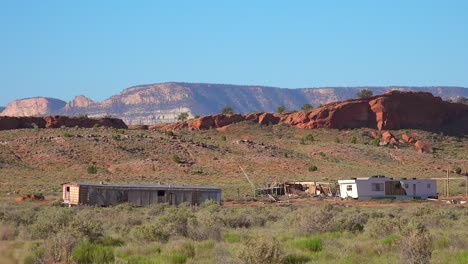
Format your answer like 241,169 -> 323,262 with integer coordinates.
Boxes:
446,167 -> 449,198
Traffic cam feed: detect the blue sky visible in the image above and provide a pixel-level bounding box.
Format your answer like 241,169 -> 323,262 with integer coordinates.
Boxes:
1,1 -> 467,105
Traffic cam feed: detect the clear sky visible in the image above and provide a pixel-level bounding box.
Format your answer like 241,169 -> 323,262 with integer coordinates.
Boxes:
1,1 -> 467,106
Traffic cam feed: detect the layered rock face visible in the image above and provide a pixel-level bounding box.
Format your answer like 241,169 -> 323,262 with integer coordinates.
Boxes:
1,83 -> 467,125
1,97 -> 66,116
0,116 -> 127,131
156,91 -> 468,134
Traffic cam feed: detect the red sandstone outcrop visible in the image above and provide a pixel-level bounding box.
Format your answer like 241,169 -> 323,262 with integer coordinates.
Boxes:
0,116 -> 127,130
414,140 -> 434,153
151,91 -> 468,134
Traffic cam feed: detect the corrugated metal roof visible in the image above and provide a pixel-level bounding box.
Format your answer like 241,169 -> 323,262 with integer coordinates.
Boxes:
63,182 -> 221,191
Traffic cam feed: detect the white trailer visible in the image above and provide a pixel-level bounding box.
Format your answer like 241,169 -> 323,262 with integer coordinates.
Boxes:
338,176 -> 437,200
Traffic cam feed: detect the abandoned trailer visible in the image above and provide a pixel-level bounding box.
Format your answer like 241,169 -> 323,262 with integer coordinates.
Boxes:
338,176 -> 437,200
62,182 -> 221,206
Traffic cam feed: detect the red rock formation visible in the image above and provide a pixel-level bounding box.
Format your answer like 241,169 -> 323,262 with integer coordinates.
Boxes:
381,131 -> 394,142
414,140 -> 434,153
0,116 -> 127,131
128,125 -> 149,130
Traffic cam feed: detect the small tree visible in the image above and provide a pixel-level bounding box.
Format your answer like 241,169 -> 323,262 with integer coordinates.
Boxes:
308,165 -> 318,172
220,106 -> 234,115
301,103 -> 313,111
172,154 -> 182,163
276,106 -> 286,113
357,89 -> 373,99
177,112 -> 189,121
456,97 -> 468,104
87,165 -> 97,174
453,166 -> 462,174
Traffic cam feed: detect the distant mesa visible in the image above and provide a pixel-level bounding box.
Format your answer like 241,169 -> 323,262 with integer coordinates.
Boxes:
1,97 -> 66,117
65,95 -> 95,109
1,82 -> 467,126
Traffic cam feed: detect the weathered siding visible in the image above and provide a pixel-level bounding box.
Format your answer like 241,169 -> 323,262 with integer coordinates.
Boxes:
69,186 -> 80,204
62,182 -> 221,206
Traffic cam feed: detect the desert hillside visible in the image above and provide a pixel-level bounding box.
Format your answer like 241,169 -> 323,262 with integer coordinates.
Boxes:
1,123 -> 466,198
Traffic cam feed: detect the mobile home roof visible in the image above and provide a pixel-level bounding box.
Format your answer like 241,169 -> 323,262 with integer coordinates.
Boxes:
63,182 -> 221,191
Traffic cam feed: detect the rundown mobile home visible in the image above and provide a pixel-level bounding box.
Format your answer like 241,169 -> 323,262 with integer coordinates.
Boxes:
338,176 -> 437,200
62,182 -> 221,206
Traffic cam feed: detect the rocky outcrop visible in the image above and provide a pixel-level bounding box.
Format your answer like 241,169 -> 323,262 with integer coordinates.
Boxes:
1,97 -> 66,117
414,141 -> 434,153
64,96 -> 95,109
152,91 -> 468,134
2,83 -> 467,125
0,116 -> 127,131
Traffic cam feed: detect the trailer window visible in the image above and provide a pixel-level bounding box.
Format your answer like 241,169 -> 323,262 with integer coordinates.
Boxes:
347,185 -> 352,191
404,183 -> 408,188
157,190 -> 165,196
372,183 -> 384,191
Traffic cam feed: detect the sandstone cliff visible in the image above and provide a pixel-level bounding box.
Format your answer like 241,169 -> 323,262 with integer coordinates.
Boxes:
1,83 -> 467,125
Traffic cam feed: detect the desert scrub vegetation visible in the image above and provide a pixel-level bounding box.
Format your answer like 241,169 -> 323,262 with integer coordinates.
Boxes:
0,201 -> 466,264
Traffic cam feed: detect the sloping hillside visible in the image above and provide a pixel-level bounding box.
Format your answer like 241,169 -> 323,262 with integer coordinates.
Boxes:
0,124 -> 466,198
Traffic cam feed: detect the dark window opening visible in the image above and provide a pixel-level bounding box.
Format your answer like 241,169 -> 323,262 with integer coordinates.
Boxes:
157,190 -> 165,196
66,187 -> 70,192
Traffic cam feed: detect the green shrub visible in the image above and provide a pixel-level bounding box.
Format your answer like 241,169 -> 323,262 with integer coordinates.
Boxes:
332,211 -> 369,233
240,236 -> 283,264
71,241 -> 94,264
350,136 -> 357,144
30,208 -> 73,239
87,165 -> 97,174
166,131 -> 175,136
165,252 -> 188,264
301,103 -> 313,111
222,232 -> 241,243
63,132 -> 73,138
297,205 -> 336,234
71,241 -> 114,264
283,254 -> 310,264
371,138 -> 380,146
399,222 -> 432,264
454,166 -> 462,174
172,154 -> 182,163
117,129 -> 125,134
131,223 -> 170,242
220,106 -> 234,115
365,216 -> 404,238
382,235 -> 399,246
308,165 -> 318,172
220,135 -> 226,141
295,236 -> 323,252
334,137 -> 341,143
304,134 -> 314,141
